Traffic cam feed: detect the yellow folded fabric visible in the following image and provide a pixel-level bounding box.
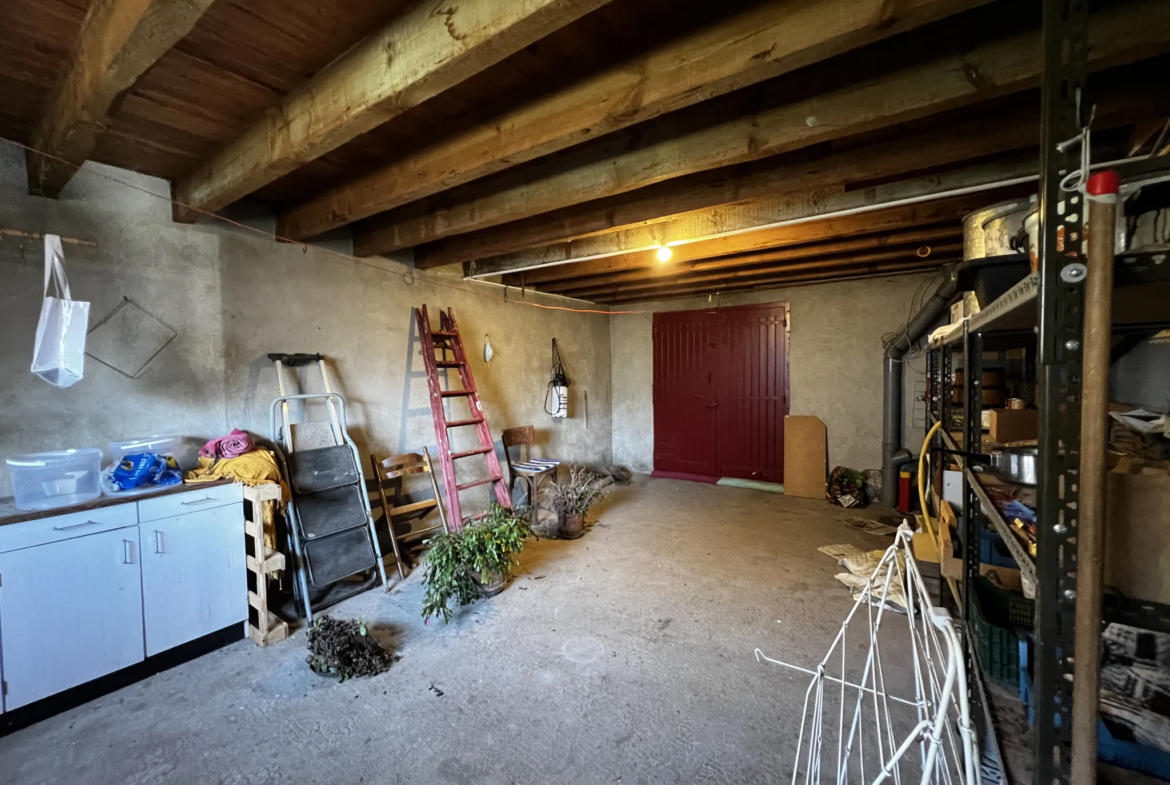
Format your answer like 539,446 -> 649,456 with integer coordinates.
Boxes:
185,449 -> 288,549
185,449 -> 286,495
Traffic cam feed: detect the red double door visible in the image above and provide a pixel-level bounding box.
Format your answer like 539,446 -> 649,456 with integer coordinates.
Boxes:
652,303 -> 789,483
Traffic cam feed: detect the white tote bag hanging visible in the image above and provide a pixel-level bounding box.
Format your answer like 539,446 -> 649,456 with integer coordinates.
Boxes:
30,234 -> 89,388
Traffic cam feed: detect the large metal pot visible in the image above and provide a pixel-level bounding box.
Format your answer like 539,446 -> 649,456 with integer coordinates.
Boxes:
963,199 -> 1034,260
989,446 -> 1038,486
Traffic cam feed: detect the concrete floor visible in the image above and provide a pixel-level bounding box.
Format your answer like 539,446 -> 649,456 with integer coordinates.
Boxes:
0,477 -> 921,785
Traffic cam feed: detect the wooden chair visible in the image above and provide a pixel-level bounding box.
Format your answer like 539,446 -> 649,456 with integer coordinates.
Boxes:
501,426 -> 560,517
367,448 -> 449,579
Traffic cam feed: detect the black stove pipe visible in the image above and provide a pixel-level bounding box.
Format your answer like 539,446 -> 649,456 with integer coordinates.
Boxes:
881,265 -> 960,507
880,257 -> 1024,505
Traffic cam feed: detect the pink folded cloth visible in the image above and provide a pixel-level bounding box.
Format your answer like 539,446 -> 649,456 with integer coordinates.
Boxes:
200,428 -> 254,460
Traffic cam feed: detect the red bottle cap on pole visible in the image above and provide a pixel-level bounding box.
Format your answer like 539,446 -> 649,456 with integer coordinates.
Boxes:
1086,170 -> 1120,196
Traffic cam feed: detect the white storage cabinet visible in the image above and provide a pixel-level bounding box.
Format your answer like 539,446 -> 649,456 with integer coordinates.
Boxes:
0,484 -> 245,711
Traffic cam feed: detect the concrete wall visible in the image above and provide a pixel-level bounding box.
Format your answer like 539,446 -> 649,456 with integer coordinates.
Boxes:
0,146 -> 612,499
609,275 -> 936,474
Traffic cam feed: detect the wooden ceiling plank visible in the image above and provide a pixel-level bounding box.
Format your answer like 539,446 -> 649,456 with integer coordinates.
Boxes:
539,226 -> 962,292
26,0 -> 216,198
359,0 -> 1168,256
599,260 -> 945,304
561,243 -> 963,298
475,152 -> 1035,280
277,0 -> 993,240
597,258 -> 952,304
170,0 -> 614,220
432,111 -> 1040,273
503,196 -> 995,286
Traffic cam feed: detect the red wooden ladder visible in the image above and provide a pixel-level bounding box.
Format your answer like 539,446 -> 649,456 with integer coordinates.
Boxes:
415,305 -> 512,528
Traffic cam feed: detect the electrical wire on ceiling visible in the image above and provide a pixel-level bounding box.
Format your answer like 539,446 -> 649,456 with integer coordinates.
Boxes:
0,135 -> 656,316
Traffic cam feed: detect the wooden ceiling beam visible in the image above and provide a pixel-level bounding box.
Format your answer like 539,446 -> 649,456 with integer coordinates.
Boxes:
538,226 -> 961,293
503,194 -> 998,286
596,258 -> 954,304
171,0 -> 612,221
437,114 -> 1040,274
277,0 -> 992,240
562,243 -> 963,298
358,0 -> 1168,256
26,0 -> 215,198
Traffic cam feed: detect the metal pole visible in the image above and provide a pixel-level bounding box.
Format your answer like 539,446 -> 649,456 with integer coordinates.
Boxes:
1034,1 -> 1089,783
1070,170 -> 1119,785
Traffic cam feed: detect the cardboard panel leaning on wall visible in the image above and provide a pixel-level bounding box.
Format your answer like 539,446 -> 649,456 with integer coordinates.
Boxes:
0,143 -> 614,498
608,273 -> 940,474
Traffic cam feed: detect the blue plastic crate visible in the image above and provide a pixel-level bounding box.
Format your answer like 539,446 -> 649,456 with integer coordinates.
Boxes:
1019,646 -> 1170,780
1099,720 -> 1170,780
980,529 -> 1019,569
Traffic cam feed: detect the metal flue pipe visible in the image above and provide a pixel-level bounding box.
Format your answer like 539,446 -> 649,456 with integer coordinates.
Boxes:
881,265 -> 960,506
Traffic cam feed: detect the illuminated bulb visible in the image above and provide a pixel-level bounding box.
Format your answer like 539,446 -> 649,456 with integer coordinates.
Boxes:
656,246 -> 673,262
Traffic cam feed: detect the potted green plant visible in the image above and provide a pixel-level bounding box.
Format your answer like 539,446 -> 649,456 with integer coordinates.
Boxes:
548,465 -> 607,539
421,504 -> 531,623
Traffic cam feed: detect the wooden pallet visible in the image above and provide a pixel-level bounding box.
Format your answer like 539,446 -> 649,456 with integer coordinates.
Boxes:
243,484 -> 289,647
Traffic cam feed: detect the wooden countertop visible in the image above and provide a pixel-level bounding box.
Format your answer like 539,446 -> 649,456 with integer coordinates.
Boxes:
0,479 -> 236,527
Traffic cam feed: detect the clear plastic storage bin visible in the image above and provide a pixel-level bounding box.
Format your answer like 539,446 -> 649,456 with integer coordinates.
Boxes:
109,434 -> 181,464
6,449 -> 103,511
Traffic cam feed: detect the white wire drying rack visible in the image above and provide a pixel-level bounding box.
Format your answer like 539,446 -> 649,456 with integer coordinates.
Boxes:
757,525 -> 980,785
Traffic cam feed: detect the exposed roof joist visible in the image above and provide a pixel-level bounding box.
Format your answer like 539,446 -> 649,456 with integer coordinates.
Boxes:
277,0 -> 992,241
171,0 -> 614,220
456,118 -> 1042,278
357,0 -> 1169,259
27,0 -> 216,198
544,227 -> 962,294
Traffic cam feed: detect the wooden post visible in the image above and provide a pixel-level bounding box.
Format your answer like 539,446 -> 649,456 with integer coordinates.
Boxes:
1070,169 -> 1119,785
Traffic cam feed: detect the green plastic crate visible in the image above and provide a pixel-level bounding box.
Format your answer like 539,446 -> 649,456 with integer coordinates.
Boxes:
969,577 -> 1034,688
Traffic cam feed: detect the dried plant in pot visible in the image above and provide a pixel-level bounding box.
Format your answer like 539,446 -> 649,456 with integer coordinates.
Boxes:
421,504 -> 531,624
548,465 -> 608,539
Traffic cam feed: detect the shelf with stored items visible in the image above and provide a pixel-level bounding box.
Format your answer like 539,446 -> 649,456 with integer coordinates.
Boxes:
930,251 -> 1170,351
923,228 -> 1170,785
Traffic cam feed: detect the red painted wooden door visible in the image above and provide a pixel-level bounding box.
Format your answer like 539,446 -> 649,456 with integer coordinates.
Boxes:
652,304 -> 788,482
715,303 -> 789,483
652,309 -> 720,477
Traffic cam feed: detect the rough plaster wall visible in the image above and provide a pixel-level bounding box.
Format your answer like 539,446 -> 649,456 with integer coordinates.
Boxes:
0,146 -> 612,498
609,275 -> 939,474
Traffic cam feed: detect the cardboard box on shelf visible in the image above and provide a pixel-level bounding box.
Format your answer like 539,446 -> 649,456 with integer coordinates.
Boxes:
1105,471 -> 1170,605
980,564 -> 1023,592
938,501 -> 964,581
913,529 -> 941,563
988,409 -> 1038,443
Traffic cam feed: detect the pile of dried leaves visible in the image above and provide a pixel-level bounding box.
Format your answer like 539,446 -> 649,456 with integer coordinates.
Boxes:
305,616 -> 394,681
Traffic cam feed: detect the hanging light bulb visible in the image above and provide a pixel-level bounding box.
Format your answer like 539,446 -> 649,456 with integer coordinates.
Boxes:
656,245 -> 673,262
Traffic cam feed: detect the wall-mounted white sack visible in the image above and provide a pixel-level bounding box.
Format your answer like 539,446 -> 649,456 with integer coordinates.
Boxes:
31,234 -> 89,387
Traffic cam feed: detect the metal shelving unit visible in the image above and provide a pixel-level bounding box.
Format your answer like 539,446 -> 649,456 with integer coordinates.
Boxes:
919,4 -> 1170,782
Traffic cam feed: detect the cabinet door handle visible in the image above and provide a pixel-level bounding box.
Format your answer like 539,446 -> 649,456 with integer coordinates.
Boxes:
122,539 -> 134,564
180,496 -> 216,506
53,519 -> 101,531
154,530 -> 163,554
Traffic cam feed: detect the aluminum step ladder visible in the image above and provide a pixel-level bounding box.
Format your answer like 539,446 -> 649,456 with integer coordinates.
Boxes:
415,306 -> 512,528
268,353 -> 389,623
